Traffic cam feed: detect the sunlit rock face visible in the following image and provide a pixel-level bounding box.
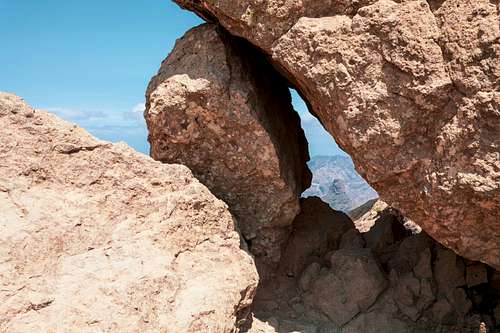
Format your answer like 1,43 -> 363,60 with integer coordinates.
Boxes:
174,0 -> 500,269
0,93 -> 258,333
145,24 -> 311,266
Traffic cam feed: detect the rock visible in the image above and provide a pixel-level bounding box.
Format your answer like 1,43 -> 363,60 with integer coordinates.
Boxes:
349,199 -> 389,232
413,247 -> 433,279
279,197 -> 354,277
393,272 -> 422,321
491,270 -> 500,294
387,232 -> 433,275
341,311 -> 412,333
250,200 -> 497,332
431,298 -> 456,325
434,247 -> 466,295
362,207 -> 409,255
338,228 -> 365,250
305,249 -> 387,326
0,93 -> 258,332
494,304 -> 500,327
447,288 -> 472,317
145,23 -> 311,264
299,263 -> 321,292
242,315 -> 279,333
174,0 -> 500,269
466,264 -> 488,287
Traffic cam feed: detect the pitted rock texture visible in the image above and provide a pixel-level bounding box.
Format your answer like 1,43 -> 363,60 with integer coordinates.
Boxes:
0,93 -> 258,332
145,24 -> 311,264
173,0 -> 500,269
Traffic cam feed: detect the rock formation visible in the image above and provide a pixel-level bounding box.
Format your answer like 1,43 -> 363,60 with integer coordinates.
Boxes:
246,198 -> 500,332
145,24 -> 311,265
0,93 -> 258,332
172,0 -> 500,269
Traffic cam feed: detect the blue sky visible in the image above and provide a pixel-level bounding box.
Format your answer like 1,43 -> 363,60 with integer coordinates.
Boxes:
1,0 -> 345,157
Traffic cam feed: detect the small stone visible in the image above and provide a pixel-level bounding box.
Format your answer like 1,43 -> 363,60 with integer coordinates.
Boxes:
431,298 -> 456,325
413,248 -> 433,279
494,304 -> 500,327
305,249 -> 387,327
434,247 -> 466,295
339,228 -> 365,250
299,262 -> 321,292
466,264 -> 488,287
447,288 -> 472,317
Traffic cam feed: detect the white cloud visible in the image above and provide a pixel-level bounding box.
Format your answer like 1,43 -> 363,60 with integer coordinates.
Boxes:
43,102 -> 147,134
43,103 -> 149,153
45,107 -> 105,121
131,102 -> 145,114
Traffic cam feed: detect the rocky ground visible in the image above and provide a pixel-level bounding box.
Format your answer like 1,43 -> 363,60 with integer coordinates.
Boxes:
245,198 -> 500,332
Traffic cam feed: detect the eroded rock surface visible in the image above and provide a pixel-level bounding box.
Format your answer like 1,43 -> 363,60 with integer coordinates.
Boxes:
0,93 -> 258,332
145,23 -> 311,265
173,0 -> 500,269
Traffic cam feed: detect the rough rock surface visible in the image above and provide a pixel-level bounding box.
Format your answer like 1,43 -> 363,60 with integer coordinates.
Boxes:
279,197 -> 354,278
145,24 -> 311,264
0,93 -> 258,332
173,0 -> 500,269
246,198 -> 499,332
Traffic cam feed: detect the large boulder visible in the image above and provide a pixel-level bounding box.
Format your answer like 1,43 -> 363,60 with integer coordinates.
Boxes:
0,93 -> 258,332
304,249 -> 388,326
173,0 -> 500,268
145,24 -> 311,264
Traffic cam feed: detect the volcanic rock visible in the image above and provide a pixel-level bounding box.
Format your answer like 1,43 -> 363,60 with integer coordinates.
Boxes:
0,93 -> 258,332
173,0 -> 500,269
246,198 -> 499,332
279,197 -> 354,277
145,23 -> 311,264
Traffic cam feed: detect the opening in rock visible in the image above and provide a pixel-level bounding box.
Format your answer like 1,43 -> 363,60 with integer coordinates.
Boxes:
290,88 -> 378,213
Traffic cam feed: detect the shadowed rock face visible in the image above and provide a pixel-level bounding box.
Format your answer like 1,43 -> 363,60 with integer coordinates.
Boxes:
246,198 -> 500,333
145,24 -> 311,265
0,93 -> 258,332
173,0 -> 500,269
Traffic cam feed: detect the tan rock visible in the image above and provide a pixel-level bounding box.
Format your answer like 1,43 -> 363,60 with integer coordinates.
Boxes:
0,93 -> 258,332
173,0 -> 500,269
305,248 -> 387,326
145,24 -> 311,264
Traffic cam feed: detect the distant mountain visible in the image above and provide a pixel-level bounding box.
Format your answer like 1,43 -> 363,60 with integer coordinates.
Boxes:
302,155 -> 378,212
